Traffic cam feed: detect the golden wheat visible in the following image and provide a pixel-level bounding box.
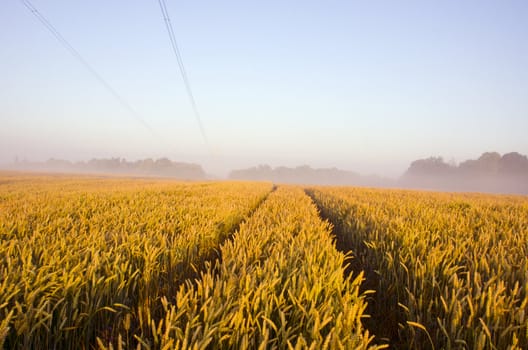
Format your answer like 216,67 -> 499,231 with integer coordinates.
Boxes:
125,186 -> 379,350
3,171 -> 525,349
0,173 -> 271,348
308,187 -> 528,349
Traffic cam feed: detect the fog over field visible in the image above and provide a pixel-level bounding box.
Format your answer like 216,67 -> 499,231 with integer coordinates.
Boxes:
1,1 -> 527,192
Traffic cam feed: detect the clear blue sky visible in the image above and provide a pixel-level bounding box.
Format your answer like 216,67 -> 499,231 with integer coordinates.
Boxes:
1,0 -> 527,176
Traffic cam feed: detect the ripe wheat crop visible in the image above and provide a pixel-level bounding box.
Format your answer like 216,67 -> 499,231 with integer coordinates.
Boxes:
307,187 -> 528,349
123,186 -> 381,349
2,171 -> 526,349
0,173 -> 272,348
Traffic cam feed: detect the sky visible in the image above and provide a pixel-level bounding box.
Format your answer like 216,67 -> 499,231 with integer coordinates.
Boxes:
1,0 -> 527,177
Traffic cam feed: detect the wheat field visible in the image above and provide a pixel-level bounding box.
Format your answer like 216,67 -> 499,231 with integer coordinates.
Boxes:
307,187 -> 528,349
1,172 -> 527,349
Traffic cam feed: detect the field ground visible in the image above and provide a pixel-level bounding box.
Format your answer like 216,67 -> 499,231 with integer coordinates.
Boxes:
1,171 -> 527,349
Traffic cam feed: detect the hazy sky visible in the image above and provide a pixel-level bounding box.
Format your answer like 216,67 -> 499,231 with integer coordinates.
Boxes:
1,0 -> 527,176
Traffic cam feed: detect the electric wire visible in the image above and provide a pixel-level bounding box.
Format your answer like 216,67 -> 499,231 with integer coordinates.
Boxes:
20,0 -> 159,138
156,0 -> 212,153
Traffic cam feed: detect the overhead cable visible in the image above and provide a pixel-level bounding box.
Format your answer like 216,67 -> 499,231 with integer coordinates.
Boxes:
20,0 -> 158,137
156,0 -> 212,153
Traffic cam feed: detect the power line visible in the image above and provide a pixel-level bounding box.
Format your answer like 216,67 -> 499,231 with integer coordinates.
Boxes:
20,0 -> 159,138
156,0 -> 212,153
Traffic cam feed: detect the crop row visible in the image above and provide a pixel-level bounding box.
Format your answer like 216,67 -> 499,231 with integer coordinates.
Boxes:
307,187 -> 528,349
0,175 -> 272,348
110,186 -> 382,349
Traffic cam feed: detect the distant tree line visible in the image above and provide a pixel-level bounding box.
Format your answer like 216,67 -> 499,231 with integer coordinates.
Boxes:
229,165 -> 388,187
9,151 -> 528,194
401,152 -> 528,194
229,152 -> 528,194
13,157 -> 206,179
405,152 -> 528,176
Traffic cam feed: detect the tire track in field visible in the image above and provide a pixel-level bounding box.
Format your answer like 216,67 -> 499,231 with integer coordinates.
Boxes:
185,184 -> 278,281
133,185 -> 376,349
109,184 -> 277,348
305,188 -> 399,348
